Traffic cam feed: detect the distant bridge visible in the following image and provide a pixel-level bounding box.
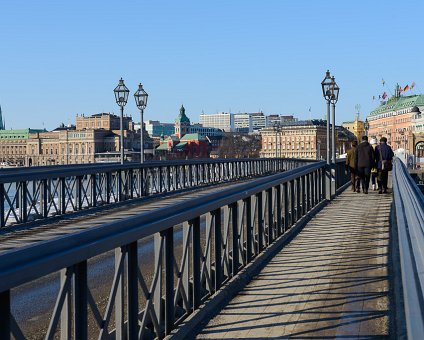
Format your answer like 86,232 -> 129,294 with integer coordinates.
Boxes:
0,158 -> 422,339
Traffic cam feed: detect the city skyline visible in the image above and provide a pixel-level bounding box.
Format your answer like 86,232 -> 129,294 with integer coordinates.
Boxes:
1,1 -> 423,130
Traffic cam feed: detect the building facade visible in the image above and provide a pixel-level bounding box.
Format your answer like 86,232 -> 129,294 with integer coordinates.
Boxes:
367,90 -> 424,163
199,112 -> 234,132
341,114 -> 365,141
0,113 -> 153,166
260,120 -> 328,159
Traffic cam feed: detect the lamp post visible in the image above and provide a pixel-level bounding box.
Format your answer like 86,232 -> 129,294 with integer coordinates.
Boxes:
113,78 -> 130,164
330,76 -> 339,163
273,123 -> 281,158
364,118 -> 369,137
134,83 -> 148,164
316,139 -> 321,160
321,70 -> 333,165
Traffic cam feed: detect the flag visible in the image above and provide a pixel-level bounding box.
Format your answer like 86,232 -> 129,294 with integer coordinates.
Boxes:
381,78 -> 385,86
404,85 -> 410,92
382,92 -> 387,99
411,82 -> 416,89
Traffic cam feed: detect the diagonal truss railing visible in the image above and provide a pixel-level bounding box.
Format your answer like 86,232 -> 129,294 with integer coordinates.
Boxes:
0,160 -> 349,339
0,158 -> 309,228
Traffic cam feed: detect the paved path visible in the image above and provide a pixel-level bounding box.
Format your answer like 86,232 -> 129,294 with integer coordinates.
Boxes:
197,188 -> 393,339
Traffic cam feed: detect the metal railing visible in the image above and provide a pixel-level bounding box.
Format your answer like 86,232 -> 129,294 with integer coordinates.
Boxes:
0,158 -> 310,228
392,158 -> 424,339
0,160 -> 349,339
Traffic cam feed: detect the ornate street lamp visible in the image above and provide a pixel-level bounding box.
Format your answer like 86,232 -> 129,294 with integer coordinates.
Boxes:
330,76 -> 339,164
364,118 -> 369,137
134,83 -> 148,163
273,123 -> 282,158
321,70 -> 333,165
114,78 -> 130,164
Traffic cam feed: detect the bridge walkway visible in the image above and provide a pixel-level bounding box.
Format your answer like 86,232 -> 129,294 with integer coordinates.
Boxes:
196,188 -> 393,339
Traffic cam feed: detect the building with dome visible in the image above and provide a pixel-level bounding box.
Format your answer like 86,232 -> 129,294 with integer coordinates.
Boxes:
174,105 -> 191,138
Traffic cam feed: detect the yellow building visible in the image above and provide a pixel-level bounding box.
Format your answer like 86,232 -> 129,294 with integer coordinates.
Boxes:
341,114 -> 365,141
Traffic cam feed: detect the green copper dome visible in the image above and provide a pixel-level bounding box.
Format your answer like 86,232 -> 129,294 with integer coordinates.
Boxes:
175,105 -> 190,124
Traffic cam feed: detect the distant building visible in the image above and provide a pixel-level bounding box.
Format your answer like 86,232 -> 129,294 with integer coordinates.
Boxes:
266,114 -> 297,127
251,112 -> 267,131
199,112 -> 234,132
0,113 -> 153,166
260,120 -> 340,159
341,114 -> 365,141
175,105 -> 191,138
233,113 -> 253,133
143,120 -> 175,137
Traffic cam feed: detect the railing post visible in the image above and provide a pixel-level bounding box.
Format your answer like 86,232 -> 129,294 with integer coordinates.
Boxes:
231,202 -> 239,276
267,188 -> 273,244
60,178 -> 66,215
245,197 -> 253,263
213,209 -> 222,291
21,181 -> 27,222
301,175 -> 306,216
154,233 -> 163,329
0,184 -> 4,227
0,290 -> 11,340
91,174 -> 97,207
257,192 -> 264,252
115,247 -> 125,338
73,261 -> 87,340
60,268 -> 72,340
77,176 -> 83,209
164,228 -> 174,335
127,242 -> 139,339
283,182 -> 289,232
192,218 -> 201,310
276,184 -> 282,236
290,180 -> 295,227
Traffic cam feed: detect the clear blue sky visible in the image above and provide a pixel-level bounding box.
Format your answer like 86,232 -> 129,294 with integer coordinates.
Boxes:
1,0 -> 423,130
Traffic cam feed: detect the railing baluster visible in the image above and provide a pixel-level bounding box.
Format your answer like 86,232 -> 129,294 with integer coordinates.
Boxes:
164,228 -> 174,335
0,290 -> 10,340
231,202 -> 239,276
73,261 -> 87,340
127,241 -> 138,339
213,209 -> 222,291
192,218 -> 201,310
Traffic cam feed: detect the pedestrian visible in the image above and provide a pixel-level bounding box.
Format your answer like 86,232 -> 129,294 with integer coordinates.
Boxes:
355,135 -> 375,194
375,137 -> 394,194
370,138 -> 378,191
345,140 -> 359,192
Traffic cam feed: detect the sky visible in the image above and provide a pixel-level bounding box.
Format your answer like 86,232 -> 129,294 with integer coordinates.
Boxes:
0,0 -> 423,130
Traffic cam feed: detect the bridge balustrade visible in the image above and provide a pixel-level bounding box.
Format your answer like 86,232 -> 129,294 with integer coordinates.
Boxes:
392,158 -> 424,339
0,160 -> 349,339
0,158 -> 310,228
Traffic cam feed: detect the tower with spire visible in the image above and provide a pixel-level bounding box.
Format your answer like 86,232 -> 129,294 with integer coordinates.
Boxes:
0,105 -> 4,130
174,104 -> 191,138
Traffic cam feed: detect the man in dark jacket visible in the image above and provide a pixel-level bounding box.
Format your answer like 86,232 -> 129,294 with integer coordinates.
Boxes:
375,137 -> 394,194
355,135 -> 375,194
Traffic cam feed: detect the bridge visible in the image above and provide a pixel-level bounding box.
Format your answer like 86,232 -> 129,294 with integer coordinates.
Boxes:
0,158 -> 422,339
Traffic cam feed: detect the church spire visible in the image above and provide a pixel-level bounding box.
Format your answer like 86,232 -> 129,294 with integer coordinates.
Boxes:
0,105 -> 4,130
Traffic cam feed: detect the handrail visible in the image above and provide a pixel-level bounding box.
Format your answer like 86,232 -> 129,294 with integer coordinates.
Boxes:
392,157 -> 424,339
0,158 -> 312,228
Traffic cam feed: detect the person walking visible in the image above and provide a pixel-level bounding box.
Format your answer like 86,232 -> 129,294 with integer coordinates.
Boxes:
370,138 -> 378,191
355,135 -> 375,194
375,137 -> 394,194
345,140 -> 359,192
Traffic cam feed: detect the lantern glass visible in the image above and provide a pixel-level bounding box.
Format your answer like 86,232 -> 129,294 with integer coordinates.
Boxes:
321,70 -> 332,100
134,83 -> 148,110
113,78 -> 129,107
331,79 -> 340,103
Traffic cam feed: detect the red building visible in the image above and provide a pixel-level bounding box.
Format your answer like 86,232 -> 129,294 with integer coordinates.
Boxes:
156,106 -> 211,159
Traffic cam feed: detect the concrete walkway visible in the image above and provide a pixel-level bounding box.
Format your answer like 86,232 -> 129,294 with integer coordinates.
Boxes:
197,188 -> 393,339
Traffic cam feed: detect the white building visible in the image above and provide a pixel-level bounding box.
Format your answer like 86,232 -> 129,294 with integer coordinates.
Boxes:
251,112 -> 267,131
199,112 -> 234,132
233,113 -> 253,133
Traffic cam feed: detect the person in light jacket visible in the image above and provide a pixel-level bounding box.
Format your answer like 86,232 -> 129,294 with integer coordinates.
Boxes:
355,135 -> 375,194
345,140 -> 359,192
